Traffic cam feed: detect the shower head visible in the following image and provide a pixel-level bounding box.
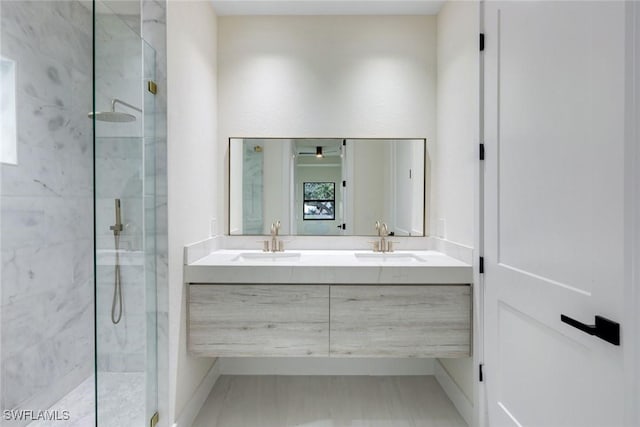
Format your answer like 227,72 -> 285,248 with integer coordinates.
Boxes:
89,98 -> 142,123
88,111 -> 136,122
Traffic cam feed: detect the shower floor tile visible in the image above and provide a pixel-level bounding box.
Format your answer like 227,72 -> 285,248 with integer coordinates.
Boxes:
25,372 -> 145,427
97,372 -> 145,427
26,377 -> 94,427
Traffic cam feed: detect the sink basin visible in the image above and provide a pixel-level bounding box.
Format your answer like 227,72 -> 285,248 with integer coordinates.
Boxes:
354,252 -> 427,263
232,252 -> 302,262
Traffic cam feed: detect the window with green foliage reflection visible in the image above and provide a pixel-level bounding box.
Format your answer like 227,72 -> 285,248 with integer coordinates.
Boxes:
303,182 -> 335,220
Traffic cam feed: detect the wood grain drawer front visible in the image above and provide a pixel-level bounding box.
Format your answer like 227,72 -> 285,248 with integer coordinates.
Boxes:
188,285 -> 329,357
330,285 -> 471,358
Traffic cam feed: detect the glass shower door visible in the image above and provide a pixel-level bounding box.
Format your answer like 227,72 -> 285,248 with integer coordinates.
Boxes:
93,2 -> 157,426
142,38 -> 158,427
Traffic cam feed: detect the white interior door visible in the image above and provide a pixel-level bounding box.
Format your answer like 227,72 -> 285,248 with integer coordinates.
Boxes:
483,2 -> 628,426
339,140 -> 347,235
343,139 -> 355,234
393,141 -> 413,236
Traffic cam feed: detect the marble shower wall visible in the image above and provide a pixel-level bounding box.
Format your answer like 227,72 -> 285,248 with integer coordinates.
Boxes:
242,144 -> 264,234
94,10 -> 147,378
0,0 -> 94,418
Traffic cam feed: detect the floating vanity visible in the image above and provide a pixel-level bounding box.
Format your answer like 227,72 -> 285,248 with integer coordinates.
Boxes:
185,250 -> 473,359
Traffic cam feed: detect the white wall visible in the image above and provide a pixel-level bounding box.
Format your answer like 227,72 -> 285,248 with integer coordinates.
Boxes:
218,15 -> 437,232
262,139 -> 292,234
411,139 -> 426,235
166,1 -> 218,423
435,1 -> 478,247
435,0 -> 479,405
229,140 -> 243,234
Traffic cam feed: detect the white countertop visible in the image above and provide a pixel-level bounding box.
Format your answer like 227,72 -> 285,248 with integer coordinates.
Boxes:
185,250 -> 473,284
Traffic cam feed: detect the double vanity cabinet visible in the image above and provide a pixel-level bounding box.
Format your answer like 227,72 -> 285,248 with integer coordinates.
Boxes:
185,250 -> 473,358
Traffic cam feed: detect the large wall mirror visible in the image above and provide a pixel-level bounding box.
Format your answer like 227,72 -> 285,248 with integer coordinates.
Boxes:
229,138 -> 426,236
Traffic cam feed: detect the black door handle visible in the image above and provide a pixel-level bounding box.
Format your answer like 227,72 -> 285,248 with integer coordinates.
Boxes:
560,314 -> 620,346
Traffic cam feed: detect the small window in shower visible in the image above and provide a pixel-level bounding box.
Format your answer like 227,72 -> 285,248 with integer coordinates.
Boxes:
1,56 -> 17,165
303,182 -> 335,220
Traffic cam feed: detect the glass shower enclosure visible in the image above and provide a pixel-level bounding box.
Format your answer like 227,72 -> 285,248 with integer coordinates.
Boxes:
94,2 -> 158,426
0,1 -> 159,425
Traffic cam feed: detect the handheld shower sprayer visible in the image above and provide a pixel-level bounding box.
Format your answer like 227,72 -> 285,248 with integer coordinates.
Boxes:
110,199 -> 124,324
110,199 -> 123,236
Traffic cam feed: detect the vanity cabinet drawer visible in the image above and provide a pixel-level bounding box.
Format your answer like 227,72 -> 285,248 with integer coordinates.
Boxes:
330,285 -> 471,358
188,284 -> 329,357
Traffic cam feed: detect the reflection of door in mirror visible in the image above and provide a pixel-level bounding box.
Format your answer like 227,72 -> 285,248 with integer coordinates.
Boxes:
393,142 -> 413,235
294,139 -> 343,235
391,140 -> 425,236
262,139 -> 293,234
349,139 -> 424,236
350,140 -> 391,235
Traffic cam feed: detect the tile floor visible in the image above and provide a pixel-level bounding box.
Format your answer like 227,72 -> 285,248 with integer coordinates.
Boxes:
193,375 -> 467,427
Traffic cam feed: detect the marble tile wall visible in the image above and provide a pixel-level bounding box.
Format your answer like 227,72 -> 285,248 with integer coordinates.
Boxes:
94,6 -> 147,381
94,12 -> 144,140
242,144 -> 264,234
0,0 -> 94,422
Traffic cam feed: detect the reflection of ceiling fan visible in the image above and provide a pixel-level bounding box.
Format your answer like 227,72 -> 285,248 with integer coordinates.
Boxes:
297,146 -> 342,158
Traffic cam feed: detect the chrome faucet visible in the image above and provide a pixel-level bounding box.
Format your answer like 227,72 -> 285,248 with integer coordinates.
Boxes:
265,220 -> 284,252
373,220 -> 393,253
380,222 -> 388,252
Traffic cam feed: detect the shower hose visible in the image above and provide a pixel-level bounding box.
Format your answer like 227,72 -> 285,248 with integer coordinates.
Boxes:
111,233 -> 123,324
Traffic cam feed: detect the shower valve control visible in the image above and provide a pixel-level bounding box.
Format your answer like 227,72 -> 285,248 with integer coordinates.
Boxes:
110,223 -> 123,233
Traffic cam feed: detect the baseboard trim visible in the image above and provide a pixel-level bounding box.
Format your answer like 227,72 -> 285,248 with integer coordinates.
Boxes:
173,360 -> 221,427
434,360 -> 473,426
217,357 -> 435,376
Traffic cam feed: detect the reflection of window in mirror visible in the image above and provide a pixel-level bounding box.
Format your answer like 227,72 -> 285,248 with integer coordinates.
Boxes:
1,56 -> 17,165
303,182 -> 336,220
